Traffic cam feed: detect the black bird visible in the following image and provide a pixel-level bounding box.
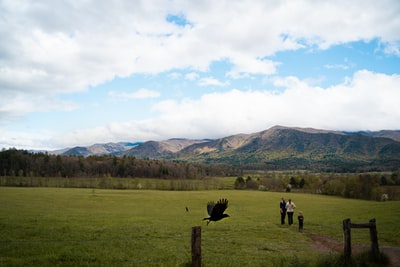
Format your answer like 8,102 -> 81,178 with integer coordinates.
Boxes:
203,198 -> 230,225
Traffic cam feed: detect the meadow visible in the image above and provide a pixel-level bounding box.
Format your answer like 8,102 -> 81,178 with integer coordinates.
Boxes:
1,187 -> 399,266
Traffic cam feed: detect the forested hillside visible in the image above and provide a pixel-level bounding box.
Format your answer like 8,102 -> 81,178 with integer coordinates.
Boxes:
2,126 -> 400,176
0,149 -> 239,179
123,126 -> 400,172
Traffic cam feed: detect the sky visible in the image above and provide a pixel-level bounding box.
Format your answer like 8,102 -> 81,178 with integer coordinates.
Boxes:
1,0 -> 400,150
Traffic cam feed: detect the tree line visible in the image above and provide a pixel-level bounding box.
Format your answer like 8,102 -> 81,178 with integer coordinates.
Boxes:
2,148 -> 399,200
0,148 -> 239,179
234,171 -> 400,200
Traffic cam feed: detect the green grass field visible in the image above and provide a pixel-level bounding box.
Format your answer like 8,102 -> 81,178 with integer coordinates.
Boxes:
1,187 -> 399,266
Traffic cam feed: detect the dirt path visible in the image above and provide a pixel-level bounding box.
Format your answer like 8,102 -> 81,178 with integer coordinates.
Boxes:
308,233 -> 400,267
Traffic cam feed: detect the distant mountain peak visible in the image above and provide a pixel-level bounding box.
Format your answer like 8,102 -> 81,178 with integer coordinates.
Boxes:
268,125 -> 345,135
61,142 -> 139,157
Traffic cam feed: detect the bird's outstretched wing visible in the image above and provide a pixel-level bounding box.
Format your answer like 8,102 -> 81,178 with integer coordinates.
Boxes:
211,198 -> 228,217
206,201 -> 215,216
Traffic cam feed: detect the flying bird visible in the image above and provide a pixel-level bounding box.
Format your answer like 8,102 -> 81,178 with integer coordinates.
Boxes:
203,198 -> 230,225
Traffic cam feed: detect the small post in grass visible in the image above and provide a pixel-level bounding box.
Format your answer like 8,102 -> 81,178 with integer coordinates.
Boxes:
191,226 -> 201,267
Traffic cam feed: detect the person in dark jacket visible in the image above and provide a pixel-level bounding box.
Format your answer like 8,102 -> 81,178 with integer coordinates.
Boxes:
298,212 -> 304,232
279,197 -> 287,225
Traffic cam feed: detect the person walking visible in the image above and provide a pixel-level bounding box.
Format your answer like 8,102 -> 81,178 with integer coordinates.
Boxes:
285,199 -> 296,225
279,197 -> 287,225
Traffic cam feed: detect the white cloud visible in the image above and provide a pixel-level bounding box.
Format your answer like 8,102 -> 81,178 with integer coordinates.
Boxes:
1,0 -> 398,102
324,64 -> 349,70
198,77 -> 230,87
324,58 -> 355,70
108,88 -> 161,100
0,91 -> 78,123
227,57 -> 278,78
185,72 -> 199,80
152,70 -> 400,134
168,72 -> 182,79
0,129 -> 58,150
33,70 -> 398,148
3,70 -> 399,150
382,41 -> 400,56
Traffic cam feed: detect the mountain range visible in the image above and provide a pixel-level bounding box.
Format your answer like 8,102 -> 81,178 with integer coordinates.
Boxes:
60,142 -> 142,157
55,126 -> 400,171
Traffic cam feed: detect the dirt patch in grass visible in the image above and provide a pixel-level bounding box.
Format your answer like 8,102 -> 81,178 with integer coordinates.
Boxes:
308,233 -> 342,253
308,233 -> 400,267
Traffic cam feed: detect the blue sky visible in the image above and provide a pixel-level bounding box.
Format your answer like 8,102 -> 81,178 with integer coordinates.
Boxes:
1,0 -> 400,150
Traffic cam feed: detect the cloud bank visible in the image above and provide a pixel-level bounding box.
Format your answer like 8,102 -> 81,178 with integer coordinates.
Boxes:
48,70 -> 400,148
0,0 -> 399,149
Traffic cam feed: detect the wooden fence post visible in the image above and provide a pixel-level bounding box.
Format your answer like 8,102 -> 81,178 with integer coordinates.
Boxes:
191,226 -> 201,267
369,219 -> 380,259
343,218 -> 352,258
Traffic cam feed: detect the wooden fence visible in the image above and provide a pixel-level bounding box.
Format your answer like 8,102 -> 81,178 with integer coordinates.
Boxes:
342,218 -> 380,259
193,219 -> 380,266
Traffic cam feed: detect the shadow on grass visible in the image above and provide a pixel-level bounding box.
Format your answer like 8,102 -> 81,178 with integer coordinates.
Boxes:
314,250 -> 390,267
180,251 -> 390,267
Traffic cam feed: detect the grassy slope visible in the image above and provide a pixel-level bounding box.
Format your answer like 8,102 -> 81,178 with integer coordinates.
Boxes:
0,187 -> 399,266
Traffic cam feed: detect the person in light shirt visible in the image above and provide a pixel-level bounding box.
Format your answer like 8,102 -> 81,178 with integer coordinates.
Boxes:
285,199 -> 296,225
